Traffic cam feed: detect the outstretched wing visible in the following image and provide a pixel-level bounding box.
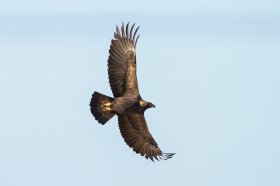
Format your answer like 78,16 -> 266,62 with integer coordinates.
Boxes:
118,114 -> 175,161
108,22 -> 140,97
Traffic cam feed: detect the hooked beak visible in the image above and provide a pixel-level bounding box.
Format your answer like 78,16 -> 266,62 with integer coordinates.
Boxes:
149,103 -> 155,108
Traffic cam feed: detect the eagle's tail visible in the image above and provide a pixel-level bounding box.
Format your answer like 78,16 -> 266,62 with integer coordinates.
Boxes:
90,91 -> 115,125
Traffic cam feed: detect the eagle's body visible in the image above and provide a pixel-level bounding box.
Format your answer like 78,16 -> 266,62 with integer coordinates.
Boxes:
113,95 -> 144,115
90,23 -> 175,161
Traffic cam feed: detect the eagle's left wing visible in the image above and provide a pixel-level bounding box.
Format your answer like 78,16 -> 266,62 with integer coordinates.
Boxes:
118,114 -> 175,161
108,23 -> 140,97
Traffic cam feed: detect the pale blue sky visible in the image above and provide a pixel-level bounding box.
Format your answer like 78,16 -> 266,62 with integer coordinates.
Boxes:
0,1 -> 280,186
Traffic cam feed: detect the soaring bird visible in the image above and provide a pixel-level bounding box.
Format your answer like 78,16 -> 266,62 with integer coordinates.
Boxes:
90,22 -> 175,161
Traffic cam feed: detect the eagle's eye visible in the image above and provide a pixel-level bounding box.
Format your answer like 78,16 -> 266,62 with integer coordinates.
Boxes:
139,100 -> 146,107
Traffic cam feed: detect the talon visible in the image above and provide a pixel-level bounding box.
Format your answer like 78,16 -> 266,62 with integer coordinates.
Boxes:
103,106 -> 111,111
104,102 -> 112,107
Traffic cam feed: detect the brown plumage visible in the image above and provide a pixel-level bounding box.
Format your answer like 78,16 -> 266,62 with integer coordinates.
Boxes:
90,22 -> 175,161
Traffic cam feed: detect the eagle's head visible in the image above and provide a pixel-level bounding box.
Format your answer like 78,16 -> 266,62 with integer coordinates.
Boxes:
139,100 -> 155,109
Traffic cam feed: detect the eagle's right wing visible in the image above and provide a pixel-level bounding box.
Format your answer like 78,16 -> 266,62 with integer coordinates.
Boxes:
107,23 -> 140,97
118,114 -> 175,161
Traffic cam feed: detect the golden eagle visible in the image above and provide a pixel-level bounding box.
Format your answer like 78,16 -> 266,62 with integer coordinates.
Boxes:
90,23 -> 175,161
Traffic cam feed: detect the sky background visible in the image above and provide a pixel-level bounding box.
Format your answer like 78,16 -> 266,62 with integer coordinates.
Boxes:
0,1 -> 280,186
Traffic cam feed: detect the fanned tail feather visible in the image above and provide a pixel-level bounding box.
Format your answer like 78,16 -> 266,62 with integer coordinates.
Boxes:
90,91 -> 115,125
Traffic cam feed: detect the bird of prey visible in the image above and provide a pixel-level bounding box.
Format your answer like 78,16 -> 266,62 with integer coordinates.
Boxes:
90,22 -> 175,161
